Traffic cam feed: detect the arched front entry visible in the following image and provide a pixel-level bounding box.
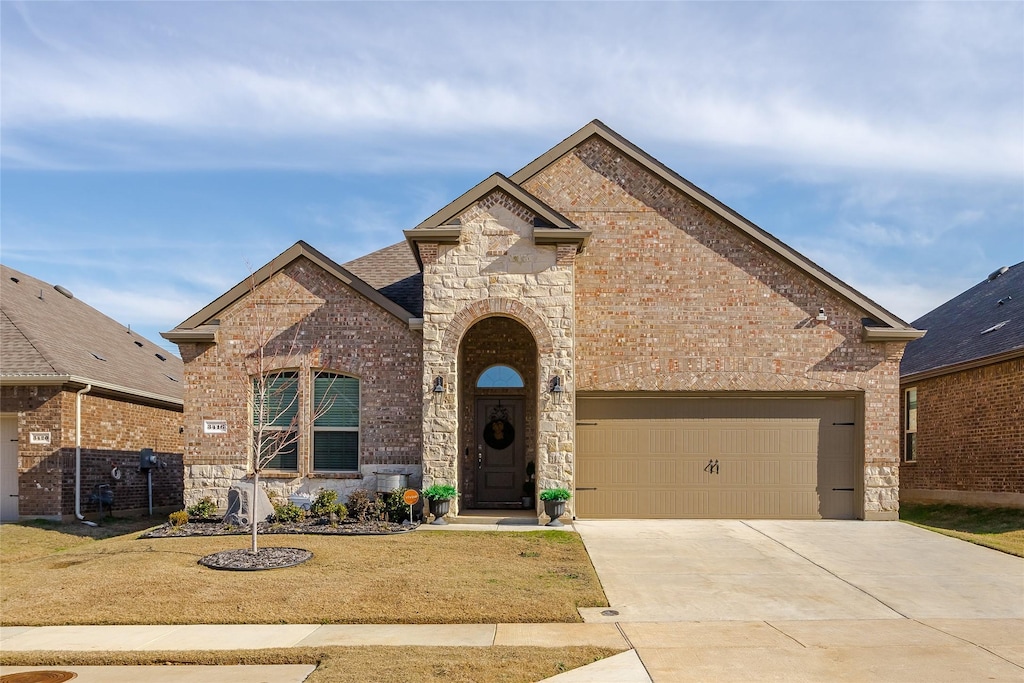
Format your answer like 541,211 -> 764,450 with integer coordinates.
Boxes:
458,316 -> 538,509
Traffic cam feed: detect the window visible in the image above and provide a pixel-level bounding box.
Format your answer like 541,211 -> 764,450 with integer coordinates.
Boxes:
313,372 -> 359,471
477,365 -> 524,388
254,371 -> 299,471
904,387 -> 917,462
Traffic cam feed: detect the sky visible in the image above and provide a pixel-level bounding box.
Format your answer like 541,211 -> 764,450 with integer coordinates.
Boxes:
2,1 -> 1022,356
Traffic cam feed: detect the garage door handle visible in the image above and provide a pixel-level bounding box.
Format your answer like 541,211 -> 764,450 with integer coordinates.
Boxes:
832,488 -> 854,491
576,487 -> 598,491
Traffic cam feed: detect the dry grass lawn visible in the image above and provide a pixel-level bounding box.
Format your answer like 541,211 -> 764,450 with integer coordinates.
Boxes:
0,646 -> 623,683
0,520 -> 608,625
900,503 -> 1024,557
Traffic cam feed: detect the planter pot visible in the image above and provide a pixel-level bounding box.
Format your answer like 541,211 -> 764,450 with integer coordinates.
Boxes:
428,498 -> 451,525
522,496 -> 533,509
543,499 -> 567,527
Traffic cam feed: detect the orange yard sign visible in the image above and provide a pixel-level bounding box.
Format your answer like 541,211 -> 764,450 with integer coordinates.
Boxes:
403,489 -> 420,506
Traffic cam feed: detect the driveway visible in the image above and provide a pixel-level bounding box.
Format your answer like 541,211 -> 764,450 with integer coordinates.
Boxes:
564,520 -> 1024,683
576,519 -> 1023,622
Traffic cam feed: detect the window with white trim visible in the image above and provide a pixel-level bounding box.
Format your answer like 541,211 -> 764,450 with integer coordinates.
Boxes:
904,387 -> 917,463
313,372 -> 360,472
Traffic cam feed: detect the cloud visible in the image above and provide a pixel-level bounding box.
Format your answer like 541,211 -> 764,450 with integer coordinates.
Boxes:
2,2 -> 1020,178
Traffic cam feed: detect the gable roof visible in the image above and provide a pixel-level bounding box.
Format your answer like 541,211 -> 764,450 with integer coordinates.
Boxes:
404,173 -> 590,269
343,241 -> 423,317
511,119 -> 922,337
0,264 -> 183,407
901,262 -> 1024,379
163,240 -> 419,345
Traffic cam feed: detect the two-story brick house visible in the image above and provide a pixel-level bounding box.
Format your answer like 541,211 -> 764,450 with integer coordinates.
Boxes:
164,121 -> 924,521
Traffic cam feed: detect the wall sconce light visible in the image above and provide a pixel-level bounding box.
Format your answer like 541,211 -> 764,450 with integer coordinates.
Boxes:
816,307 -> 828,322
433,376 -> 445,393
549,376 -> 563,394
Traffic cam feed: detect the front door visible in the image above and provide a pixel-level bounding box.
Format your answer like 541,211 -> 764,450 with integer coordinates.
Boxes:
1,415 -> 19,521
475,398 -> 524,505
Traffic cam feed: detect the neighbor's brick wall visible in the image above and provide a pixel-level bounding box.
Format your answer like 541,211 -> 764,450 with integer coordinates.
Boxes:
2,385 -> 64,517
523,137 -> 910,518
901,356 -> 1024,505
177,256 -> 423,508
61,393 -> 183,516
1,386 -> 183,518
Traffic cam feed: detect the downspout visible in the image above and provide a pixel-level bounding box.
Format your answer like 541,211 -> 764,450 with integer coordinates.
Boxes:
74,384 -> 97,526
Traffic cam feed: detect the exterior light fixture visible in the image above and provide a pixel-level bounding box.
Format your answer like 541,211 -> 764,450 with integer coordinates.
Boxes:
816,308 -> 828,322
549,376 -> 563,393
433,376 -> 445,393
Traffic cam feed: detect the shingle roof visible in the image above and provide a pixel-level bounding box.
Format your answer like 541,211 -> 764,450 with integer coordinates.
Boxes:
901,262 -> 1024,378
1,264 -> 183,405
342,242 -> 423,317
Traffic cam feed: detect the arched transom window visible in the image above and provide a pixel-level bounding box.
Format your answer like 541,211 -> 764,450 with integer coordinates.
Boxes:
477,365 -> 524,388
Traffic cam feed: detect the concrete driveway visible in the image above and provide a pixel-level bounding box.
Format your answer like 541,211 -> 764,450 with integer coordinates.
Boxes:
577,519 -> 1023,622
567,520 -> 1024,683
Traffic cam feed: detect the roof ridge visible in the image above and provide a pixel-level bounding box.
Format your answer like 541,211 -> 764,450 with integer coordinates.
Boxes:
1,308 -> 59,375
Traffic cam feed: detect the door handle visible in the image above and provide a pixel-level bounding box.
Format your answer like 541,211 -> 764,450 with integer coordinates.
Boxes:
477,446 -> 483,469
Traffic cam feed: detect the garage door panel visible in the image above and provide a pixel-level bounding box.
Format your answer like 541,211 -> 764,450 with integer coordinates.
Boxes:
577,397 -> 858,520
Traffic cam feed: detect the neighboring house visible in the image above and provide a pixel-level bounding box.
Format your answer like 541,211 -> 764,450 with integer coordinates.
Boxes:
164,120 -> 923,521
0,265 -> 184,521
900,263 -> 1023,509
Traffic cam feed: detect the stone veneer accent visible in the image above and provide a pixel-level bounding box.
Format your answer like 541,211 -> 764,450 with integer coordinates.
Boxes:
522,137 -> 908,519
419,190 -> 576,518
177,257 -> 422,509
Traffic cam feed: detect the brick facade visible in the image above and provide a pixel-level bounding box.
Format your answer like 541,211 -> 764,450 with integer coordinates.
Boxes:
522,137 -> 906,519
177,256 -> 423,508
1,385 -> 183,519
900,356 -> 1024,508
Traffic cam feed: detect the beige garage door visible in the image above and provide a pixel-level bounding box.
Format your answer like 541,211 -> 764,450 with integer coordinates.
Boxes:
575,396 -> 858,520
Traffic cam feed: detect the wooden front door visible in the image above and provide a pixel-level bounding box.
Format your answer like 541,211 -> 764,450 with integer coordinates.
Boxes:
475,398 -> 524,505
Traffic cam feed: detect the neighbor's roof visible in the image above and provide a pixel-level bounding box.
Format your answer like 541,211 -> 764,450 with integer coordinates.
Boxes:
0,264 -> 183,407
901,262 -> 1024,379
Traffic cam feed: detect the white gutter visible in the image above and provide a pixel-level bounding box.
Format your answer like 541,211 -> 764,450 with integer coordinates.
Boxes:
0,375 -> 182,409
74,384 -> 96,525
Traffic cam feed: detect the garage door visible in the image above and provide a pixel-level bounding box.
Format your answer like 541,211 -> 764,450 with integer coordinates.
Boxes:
575,396 -> 858,519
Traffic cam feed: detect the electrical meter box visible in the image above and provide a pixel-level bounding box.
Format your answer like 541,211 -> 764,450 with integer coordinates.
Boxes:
139,448 -> 157,470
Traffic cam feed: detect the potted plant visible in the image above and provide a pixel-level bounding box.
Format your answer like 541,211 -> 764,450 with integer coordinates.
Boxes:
423,483 -> 457,525
522,461 -> 536,509
539,487 -> 572,527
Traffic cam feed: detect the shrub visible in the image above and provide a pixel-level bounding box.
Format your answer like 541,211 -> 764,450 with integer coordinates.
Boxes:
346,488 -> 377,522
540,488 -> 572,502
380,488 -> 410,523
310,488 -> 346,519
186,497 -> 217,519
168,510 -> 189,527
273,502 -> 306,523
423,483 -> 458,501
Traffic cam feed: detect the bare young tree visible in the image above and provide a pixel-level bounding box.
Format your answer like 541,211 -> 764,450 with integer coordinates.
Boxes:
236,268 -> 334,554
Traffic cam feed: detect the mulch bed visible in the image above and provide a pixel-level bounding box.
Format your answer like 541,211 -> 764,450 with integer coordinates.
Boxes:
198,547 -> 314,571
142,518 -> 418,539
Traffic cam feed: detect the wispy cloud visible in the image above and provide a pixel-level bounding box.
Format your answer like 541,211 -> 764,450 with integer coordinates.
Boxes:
3,2 -> 1020,178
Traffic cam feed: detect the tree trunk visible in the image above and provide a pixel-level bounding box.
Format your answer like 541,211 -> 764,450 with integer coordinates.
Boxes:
251,470 -> 260,554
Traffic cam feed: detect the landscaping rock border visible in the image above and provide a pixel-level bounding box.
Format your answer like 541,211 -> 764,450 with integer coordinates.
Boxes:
142,518 -> 417,538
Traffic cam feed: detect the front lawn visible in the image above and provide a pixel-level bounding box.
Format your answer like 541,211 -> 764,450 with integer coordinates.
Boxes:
900,503 -> 1024,557
0,520 -> 608,625
0,646 -> 623,683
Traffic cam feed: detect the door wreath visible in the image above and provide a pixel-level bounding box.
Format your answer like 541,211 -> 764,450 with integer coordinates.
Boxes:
483,403 -> 515,450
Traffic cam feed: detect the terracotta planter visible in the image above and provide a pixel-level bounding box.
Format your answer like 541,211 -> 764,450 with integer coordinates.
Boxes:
543,499 -> 567,526
428,498 -> 451,525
